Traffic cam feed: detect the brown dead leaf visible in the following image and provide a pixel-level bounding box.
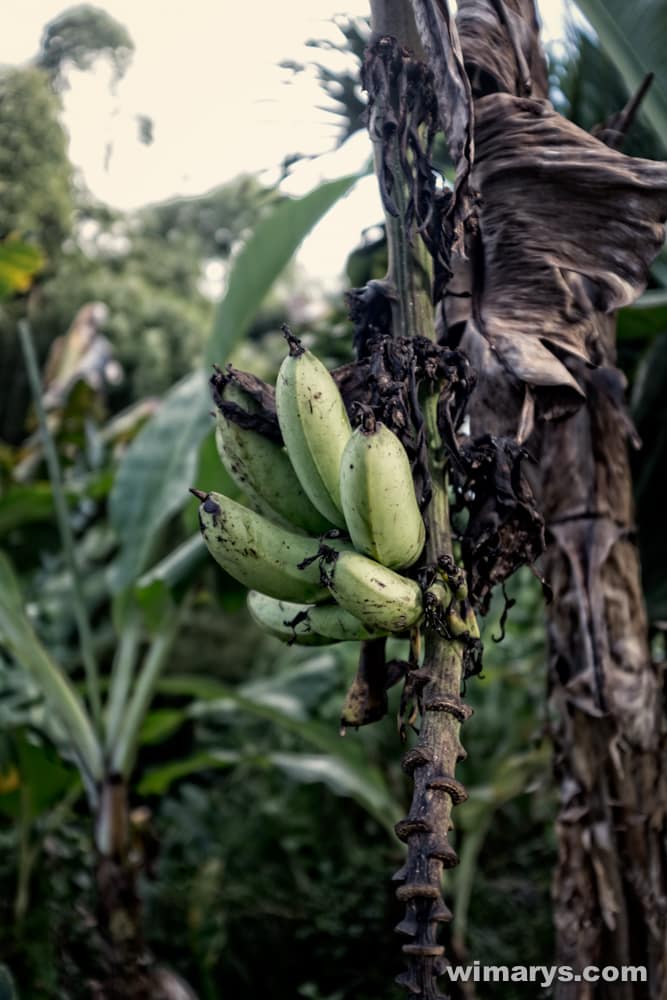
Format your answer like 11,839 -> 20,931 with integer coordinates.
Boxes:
410,0 -> 476,251
471,94 -> 667,411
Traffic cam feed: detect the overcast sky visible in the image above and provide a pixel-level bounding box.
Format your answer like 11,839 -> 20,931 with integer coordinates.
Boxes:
2,2 -> 570,281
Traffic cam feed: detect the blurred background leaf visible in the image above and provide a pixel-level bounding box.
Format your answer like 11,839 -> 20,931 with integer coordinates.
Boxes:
573,0 -> 667,150
0,240 -> 43,301
108,371 -> 211,593
208,173 -> 362,364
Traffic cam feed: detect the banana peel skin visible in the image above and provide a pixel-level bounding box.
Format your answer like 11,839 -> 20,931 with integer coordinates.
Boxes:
340,411 -> 425,570
192,490 -> 348,604
211,369 -> 332,536
247,590 -> 386,645
340,637 -> 409,729
318,546 -> 424,633
275,330 -> 351,529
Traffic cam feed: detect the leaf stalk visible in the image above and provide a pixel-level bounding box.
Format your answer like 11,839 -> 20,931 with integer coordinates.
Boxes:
18,319 -> 103,731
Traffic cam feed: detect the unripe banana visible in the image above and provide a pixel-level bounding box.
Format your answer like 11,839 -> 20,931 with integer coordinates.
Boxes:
247,591 -> 385,645
275,332 -> 351,529
320,548 -> 423,633
340,412 -> 425,569
192,490 -> 348,603
247,592 -> 332,645
213,374 -> 331,535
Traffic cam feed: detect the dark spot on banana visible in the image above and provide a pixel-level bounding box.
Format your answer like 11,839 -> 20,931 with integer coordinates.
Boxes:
203,496 -> 221,517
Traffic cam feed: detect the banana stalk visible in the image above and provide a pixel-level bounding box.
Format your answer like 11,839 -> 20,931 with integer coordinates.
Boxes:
362,31 -> 478,999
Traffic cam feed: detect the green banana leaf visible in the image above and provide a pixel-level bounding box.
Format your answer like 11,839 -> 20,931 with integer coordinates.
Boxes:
207,172 -> 360,364
0,554 -> 102,784
158,671 -> 402,833
139,708 -> 189,747
139,745 -> 398,834
619,289 -> 667,341
0,729 -> 78,821
108,371 -> 211,592
110,173 -> 360,595
0,483 -> 59,536
574,0 -> 667,151
137,749 -> 241,795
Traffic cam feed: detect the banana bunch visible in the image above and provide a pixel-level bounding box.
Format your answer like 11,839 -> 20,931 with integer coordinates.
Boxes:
192,333 -> 427,645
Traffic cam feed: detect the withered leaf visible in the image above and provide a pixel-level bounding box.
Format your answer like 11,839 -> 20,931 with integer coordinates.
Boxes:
471,93 -> 667,407
409,0 -> 475,251
340,638 -> 407,729
456,0 -> 549,99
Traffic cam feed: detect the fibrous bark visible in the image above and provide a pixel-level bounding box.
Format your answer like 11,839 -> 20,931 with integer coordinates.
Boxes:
538,320 -> 667,997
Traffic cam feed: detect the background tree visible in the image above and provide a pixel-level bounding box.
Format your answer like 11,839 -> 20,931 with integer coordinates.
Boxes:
35,4 -> 134,89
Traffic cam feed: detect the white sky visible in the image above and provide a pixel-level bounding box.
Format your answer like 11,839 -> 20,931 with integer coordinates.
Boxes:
2,1 -> 569,282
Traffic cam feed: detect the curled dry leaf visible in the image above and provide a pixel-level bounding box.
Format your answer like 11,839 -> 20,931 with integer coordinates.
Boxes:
471,93 -> 667,415
410,0 -> 476,253
362,35 -> 454,295
457,0 -> 549,99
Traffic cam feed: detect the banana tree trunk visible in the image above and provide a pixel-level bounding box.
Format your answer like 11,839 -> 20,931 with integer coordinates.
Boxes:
438,0 -> 667,989
93,775 -> 197,1000
93,775 -> 154,999
537,317 -> 667,998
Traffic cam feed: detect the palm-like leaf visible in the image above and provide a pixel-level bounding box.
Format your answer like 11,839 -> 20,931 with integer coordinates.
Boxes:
574,0 -> 667,151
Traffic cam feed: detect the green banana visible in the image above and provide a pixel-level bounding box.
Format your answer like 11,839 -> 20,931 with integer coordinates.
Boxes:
340,413 -> 425,569
193,490 -> 348,603
247,592 -> 331,645
320,548 -> 423,633
275,332 -> 351,529
213,375 -> 332,535
247,591 -> 385,645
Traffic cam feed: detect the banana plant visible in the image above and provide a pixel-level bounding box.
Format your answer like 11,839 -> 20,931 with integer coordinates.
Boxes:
184,3 -> 667,997
573,0 -> 667,152
0,172 -> 379,993
187,15 -> 485,998
0,322 -> 195,997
